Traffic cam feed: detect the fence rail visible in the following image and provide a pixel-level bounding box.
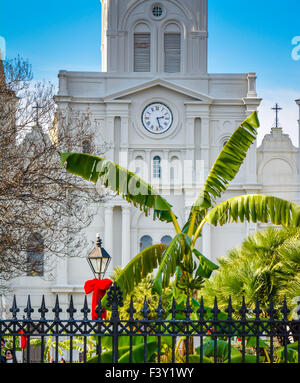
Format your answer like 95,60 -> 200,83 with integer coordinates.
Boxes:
1,282 -> 300,364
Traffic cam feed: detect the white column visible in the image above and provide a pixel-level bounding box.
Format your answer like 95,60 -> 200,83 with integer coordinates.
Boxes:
122,206 -> 131,268
162,150 -> 169,193
106,116 -> 115,161
145,150 -> 151,184
246,144 -> 257,184
55,256 -> 68,286
104,206 -> 113,256
200,118 -> 210,180
120,116 -> 129,148
202,223 -> 211,261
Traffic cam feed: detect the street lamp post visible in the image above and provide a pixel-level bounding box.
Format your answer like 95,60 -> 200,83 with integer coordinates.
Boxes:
84,234 -> 113,321
86,233 -> 112,280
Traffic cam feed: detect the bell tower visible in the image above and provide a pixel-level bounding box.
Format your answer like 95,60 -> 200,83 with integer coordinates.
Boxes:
100,0 -> 208,74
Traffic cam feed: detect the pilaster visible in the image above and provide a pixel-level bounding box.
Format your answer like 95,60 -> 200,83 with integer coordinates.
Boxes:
121,206 -> 131,268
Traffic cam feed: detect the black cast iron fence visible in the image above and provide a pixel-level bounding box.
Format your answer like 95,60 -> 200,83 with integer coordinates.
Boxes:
1,282 -> 300,364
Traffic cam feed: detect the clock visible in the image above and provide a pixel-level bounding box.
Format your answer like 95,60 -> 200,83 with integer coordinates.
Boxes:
142,103 -> 173,134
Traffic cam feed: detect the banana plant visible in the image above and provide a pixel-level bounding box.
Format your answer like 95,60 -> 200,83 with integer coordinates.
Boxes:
30,332 -> 70,362
189,338 -> 265,363
60,111 -> 300,299
87,335 -> 159,363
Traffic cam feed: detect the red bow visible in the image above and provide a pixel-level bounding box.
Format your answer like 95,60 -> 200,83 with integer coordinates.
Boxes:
18,330 -> 27,350
84,278 -> 112,320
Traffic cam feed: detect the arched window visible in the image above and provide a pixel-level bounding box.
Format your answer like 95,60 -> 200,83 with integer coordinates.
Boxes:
82,139 -> 91,154
134,23 -> 151,72
135,156 -> 144,176
27,233 -> 44,277
153,156 -> 161,178
161,235 -> 172,246
164,24 -> 181,73
140,235 -> 153,252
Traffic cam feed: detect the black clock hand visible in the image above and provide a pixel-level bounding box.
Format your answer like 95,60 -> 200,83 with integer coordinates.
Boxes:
157,116 -> 164,129
156,117 -> 163,129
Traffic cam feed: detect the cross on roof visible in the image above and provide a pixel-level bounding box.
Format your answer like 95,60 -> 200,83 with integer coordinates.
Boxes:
271,103 -> 282,128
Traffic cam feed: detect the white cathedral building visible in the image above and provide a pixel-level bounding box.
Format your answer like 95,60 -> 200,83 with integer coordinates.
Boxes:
4,0 -> 300,314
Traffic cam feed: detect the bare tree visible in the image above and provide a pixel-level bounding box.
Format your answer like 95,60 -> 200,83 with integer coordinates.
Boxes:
0,57 -> 110,290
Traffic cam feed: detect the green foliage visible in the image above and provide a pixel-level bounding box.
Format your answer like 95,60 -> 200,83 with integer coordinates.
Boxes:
61,111 -> 300,303
206,194 -> 300,228
60,153 -> 174,223
153,233 -> 191,295
193,249 -> 219,279
276,342 -> 299,363
115,274 -> 172,320
87,336 -> 159,363
102,244 -> 168,307
183,112 -> 260,233
30,334 -> 71,362
30,333 -> 98,362
190,338 -> 265,363
1,335 -> 21,352
201,227 -> 300,317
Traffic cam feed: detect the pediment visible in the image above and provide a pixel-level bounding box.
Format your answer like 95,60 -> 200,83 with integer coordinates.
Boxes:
258,127 -> 298,152
104,78 -> 213,103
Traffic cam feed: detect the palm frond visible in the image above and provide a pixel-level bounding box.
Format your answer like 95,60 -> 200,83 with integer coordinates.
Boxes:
60,153 -> 174,223
205,194 -> 300,228
183,112 -> 260,233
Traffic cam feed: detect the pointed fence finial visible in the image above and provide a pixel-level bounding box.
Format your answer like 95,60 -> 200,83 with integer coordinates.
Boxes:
81,296 -> 91,320
225,296 -> 235,319
197,297 -> 207,320
127,296 -> 136,320
170,297 -> 178,320
239,296 -> 248,319
253,298 -> 262,320
24,295 -> 34,320
184,297 -> 193,319
67,295 -> 77,320
212,297 -> 220,320
10,295 -> 20,319
95,295 -> 105,320
281,296 -> 290,320
52,295 -> 62,320
155,296 -> 165,320
38,295 -> 48,320
140,296 -> 150,320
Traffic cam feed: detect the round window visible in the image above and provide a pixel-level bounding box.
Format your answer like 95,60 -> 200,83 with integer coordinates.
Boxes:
152,5 -> 163,17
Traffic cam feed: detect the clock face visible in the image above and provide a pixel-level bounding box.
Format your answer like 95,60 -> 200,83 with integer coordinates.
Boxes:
142,103 -> 173,134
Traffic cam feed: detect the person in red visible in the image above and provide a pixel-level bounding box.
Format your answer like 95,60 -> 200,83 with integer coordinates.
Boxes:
84,278 -> 113,320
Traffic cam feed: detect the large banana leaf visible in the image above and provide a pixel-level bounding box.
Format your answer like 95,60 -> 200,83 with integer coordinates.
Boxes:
60,153 -> 174,223
113,244 -> 167,298
153,233 -> 191,295
205,194 -> 300,228
87,336 -> 158,363
194,339 -> 263,363
183,112 -> 260,233
101,244 -> 168,308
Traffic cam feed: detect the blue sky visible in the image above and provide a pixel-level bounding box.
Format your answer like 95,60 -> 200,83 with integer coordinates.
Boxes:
1,0 -> 300,145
